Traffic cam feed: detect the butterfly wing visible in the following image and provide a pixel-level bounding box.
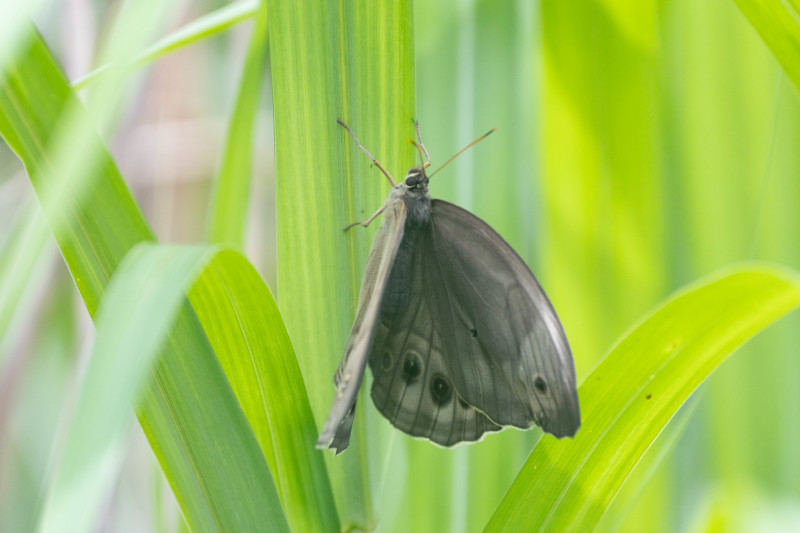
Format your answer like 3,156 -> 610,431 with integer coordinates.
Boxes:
368,224 -> 503,446
423,200 -> 580,438
316,197 -> 407,454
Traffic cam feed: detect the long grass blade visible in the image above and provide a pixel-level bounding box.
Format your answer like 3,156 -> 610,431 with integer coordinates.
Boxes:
188,249 -> 339,531
38,244 -> 287,533
0,30 -> 286,531
71,0 -> 259,90
485,265 -> 800,531
207,0 -> 269,246
267,0 -> 415,527
732,0 -> 800,93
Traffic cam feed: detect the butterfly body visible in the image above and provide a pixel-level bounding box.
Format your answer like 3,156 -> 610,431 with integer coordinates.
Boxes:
317,124 -> 580,454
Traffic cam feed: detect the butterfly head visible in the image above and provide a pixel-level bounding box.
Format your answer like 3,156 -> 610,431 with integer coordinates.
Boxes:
403,163 -> 430,190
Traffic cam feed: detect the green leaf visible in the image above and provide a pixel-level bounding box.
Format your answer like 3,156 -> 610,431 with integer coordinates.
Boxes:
732,0 -> 800,93
0,0 -> 53,74
267,0 -> 415,528
595,397 -> 698,531
0,202 -> 51,361
207,0 -> 269,246
71,0 -> 259,90
41,241 -> 337,532
0,29 -> 285,532
188,249 -> 339,531
39,244 -> 287,533
485,265 -> 800,531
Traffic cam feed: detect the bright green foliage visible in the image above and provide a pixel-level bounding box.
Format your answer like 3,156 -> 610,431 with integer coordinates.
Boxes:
3,0 -> 800,531
487,266 -> 800,531
733,0 -> 800,93
38,244 -> 288,533
267,0 -> 415,529
207,1 -> 269,246
188,249 -> 338,531
71,0 -> 260,90
0,30 -> 291,532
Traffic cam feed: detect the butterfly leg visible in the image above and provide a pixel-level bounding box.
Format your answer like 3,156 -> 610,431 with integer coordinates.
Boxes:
343,204 -> 386,231
337,119 -> 397,186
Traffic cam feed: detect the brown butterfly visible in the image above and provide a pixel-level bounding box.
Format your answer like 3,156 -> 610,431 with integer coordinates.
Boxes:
317,120 -> 580,453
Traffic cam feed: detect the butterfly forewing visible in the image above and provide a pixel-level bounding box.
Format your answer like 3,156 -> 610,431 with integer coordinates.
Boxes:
422,200 -> 580,438
316,197 -> 407,453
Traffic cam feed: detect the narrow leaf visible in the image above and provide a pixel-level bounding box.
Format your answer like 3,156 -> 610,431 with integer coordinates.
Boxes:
267,0 -> 415,527
72,0 -> 259,90
188,249 -> 339,531
207,0 -> 269,246
39,244 -> 287,533
732,0 -> 800,93
486,265 -> 800,531
0,30 -> 284,531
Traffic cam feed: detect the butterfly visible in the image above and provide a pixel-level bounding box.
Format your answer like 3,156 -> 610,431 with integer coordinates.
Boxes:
316,120 -> 580,454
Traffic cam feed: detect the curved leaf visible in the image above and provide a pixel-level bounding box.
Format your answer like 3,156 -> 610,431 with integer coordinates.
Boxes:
39,244 -> 287,533
486,265 -> 800,531
188,249 -> 339,531
71,0 -> 259,90
0,30 -> 290,532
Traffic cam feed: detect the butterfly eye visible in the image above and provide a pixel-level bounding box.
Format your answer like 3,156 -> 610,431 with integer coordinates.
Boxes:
534,376 -> 548,394
430,374 -> 453,405
404,169 -> 424,187
402,351 -> 423,382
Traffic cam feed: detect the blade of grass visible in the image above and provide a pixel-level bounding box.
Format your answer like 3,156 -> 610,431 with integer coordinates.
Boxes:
732,0 -> 800,94
188,249 -> 339,531
485,264 -> 800,531
267,0 -> 415,528
39,244 -> 287,533
41,242 -> 338,532
595,397 -> 697,531
207,0 -> 268,246
0,30 -> 286,531
0,0 -> 53,74
0,201 -> 51,362
71,0 -> 259,90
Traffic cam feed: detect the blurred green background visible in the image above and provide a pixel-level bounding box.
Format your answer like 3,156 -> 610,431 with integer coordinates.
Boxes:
2,0 -> 800,531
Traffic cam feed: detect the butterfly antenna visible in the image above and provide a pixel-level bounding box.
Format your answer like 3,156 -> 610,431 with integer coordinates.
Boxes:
415,120 -> 431,164
429,128 -> 497,178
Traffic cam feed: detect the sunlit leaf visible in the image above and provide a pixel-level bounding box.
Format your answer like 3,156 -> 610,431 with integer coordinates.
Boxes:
0,30 -> 286,532
267,0 -> 415,527
39,244 -> 286,533
733,0 -> 800,93
71,0 -> 259,89
486,265 -> 800,531
207,0 -> 268,246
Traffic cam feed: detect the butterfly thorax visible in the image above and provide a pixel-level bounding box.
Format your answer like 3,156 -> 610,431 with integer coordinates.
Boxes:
396,166 -> 431,227
380,167 -> 431,324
